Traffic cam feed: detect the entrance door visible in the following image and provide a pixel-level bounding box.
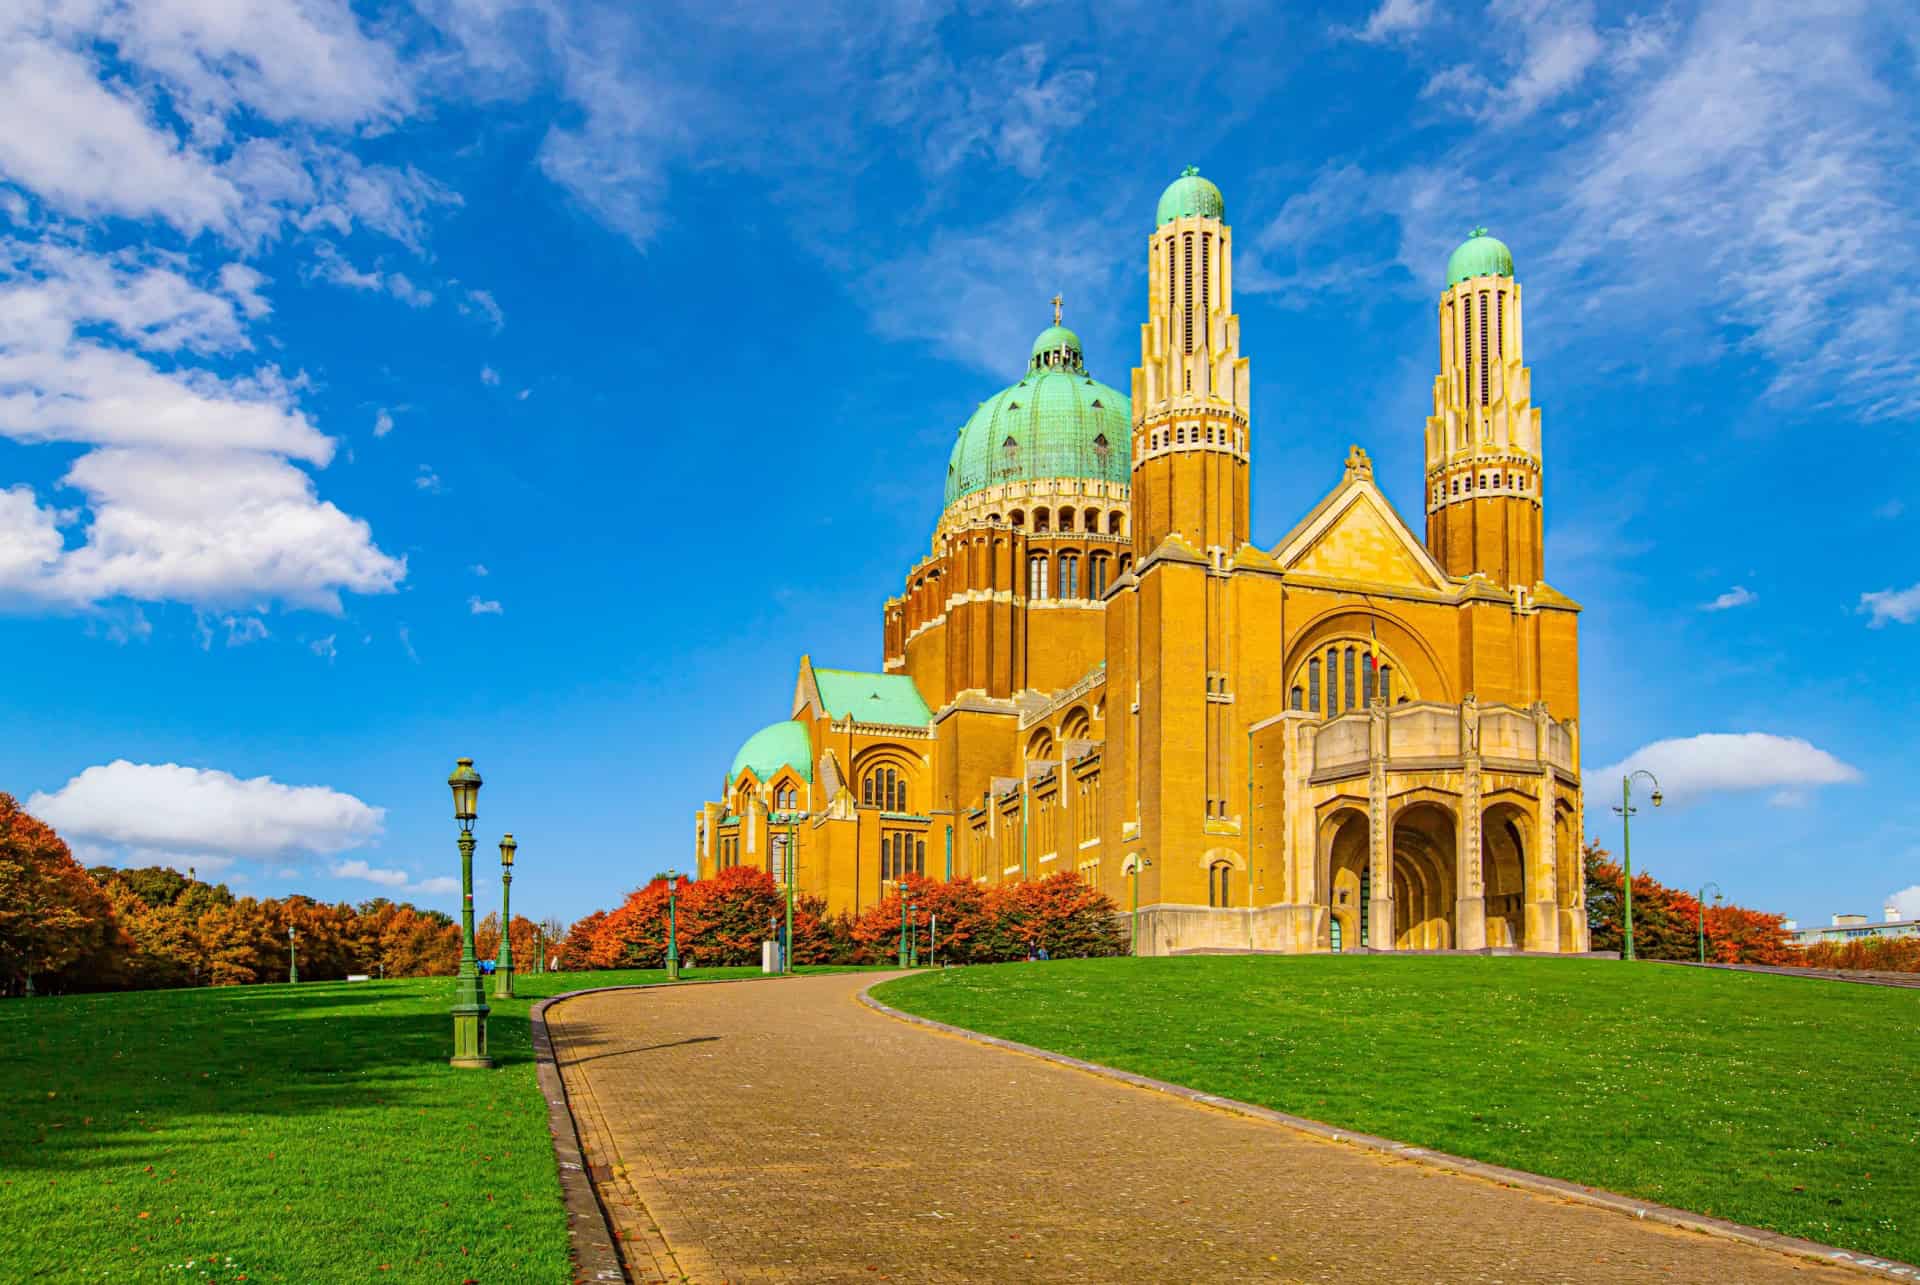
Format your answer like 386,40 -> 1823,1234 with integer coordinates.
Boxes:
1330,917 -> 1343,953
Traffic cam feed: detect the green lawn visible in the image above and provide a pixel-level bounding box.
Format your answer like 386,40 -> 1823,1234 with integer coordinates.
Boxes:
0,967 -> 829,1283
876,956 -> 1920,1264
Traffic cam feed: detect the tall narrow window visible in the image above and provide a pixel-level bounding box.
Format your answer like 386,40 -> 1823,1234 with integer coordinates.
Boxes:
1166,241 -> 1175,348
1495,290 -> 1504,359
1183,233 -> 1195,355
916,839 -> 926,876
863,775 -> 875,807
1381,666 -> 1393,705
1028,555 -> 1049,600
1058,555 -> 1079,599
1308,658 -> 1321,712
1478,291 -> 1490,407
1200,232 -> 1211,351
1090,556 -> 1108,597
1359,865 -> 1371,944
1363,653 -> 1376,704
1291,685 -> 1303,710
1343,647 -> 1357,712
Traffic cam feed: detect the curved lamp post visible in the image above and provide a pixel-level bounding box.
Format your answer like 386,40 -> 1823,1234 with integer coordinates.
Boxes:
1611,770 -> 1663,962
1697,881 -> 1722,964
1124,855 -> 1153,956
288,924 -> 297,985
494,834 -> 517,998
448,758 -> 492,1068
665,868 -> 681,981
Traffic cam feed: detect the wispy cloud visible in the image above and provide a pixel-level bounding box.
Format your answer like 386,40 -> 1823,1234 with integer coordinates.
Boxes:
414,465 -> 442,493
479,365 -> 500,386
468,596 -> 502,615
1860,583 -> 1920,627
1347,0 -> 1433,45
1700,585 -> 1756,612
373,408 -> 394,438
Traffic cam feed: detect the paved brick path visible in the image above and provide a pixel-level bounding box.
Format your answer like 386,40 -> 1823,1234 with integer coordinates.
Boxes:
548,973 -> 1865,1284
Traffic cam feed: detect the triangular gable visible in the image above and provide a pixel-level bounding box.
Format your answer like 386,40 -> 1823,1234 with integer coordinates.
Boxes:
1271,470 -> 1451,593
792,654 -> 823,721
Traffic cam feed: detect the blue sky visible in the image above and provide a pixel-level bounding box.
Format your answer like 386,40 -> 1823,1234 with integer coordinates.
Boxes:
2,0 -> 1916,929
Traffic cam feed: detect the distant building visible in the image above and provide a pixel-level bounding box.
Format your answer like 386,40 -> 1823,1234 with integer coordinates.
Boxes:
1789,906 -> 1920,947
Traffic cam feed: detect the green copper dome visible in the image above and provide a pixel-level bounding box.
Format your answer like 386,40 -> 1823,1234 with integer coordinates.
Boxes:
1446,227 -> 1514,287
945,324 -> 1132,506
1156,166 -> 1224,226
728,720 -> 812,785
1031,324 -> 1081,360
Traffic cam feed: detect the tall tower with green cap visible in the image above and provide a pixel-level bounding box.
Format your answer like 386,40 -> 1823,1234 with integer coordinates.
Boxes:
1424,227 -> 1543,588
1131,166 -> 1250,555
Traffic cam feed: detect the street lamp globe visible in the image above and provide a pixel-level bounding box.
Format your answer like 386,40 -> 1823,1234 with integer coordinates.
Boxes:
449,758 -> 483,830
1650,788 -> 1664,808
499,833 -> 517,867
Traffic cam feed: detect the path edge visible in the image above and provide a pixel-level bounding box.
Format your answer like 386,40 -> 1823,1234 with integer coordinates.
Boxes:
532,975 -> 800,1285
859,980 -> 1919,1282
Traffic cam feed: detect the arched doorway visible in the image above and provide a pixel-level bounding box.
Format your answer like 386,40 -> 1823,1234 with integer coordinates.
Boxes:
1318,807 -> 1368,951
1390,802 -> 1458,949
1482,803 -> 1531,948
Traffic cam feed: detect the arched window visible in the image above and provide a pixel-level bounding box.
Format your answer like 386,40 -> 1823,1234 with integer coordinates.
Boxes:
1109,512 -> 1123,536
1058,507 -> 1075,532
1290,685 -> 1303,710
1308,658 -> 1320,712
1010,509 -> 1025,527
1089,555 -> 1108,598
1209,862 -> 1232,908
1028,555 -> 1049,600
1083,507 -> 1099,532
1330,917 -> 1343,952
862,774 -> 875,807
1034,509 -> 1050,533
915,839 -> 926,876
1058,554 -> 1079,599
1343,647 -> 1357,712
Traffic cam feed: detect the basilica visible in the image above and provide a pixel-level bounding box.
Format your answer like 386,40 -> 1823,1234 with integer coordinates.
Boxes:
695,169 -> 1586,955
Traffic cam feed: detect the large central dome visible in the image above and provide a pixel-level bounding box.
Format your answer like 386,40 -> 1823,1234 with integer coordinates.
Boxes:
944,324 -> 1132,506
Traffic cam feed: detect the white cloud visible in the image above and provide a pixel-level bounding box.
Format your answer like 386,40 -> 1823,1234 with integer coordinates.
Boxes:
1594,733 -> 1861,808
28,760 -> 384,861
1860,583 -> 1920,626
470,563 -> 488,576
1351,0 -> 1432,44
373,408 -> 394,437
310,633 -> 336,662
1890,885 -> 1920,921
332,858 -> 407,888
468,595 -> 502,615
479,365 -> 500,386
459,287 -> 504,331
384,272 -> 434,309
410,875 -> 458,896
1423,0 -> 1608,122
414,465 -> 442,493
0,483 -> 67,590
1700,585 -> 1756,611
515,388 -> 530,401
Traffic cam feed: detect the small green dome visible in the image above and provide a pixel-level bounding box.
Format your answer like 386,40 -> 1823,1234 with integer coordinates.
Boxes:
1031,324 -> 1081,360
1446,227 -> 1514,287
728,720 -> 812,785
945,324 -> 1131,507
1156,166 -> 1224,226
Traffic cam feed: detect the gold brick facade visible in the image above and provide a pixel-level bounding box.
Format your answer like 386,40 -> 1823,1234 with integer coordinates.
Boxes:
696,180 -> 1585,955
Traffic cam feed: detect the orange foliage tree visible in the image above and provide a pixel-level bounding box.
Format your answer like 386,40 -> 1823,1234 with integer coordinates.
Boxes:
0,793 -> 121,995
1584,838 -> 1801,964
848,872 -> 1125,964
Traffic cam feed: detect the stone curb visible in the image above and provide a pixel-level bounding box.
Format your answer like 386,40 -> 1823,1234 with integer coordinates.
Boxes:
1655,959 -> 1920,989
531,974 -> 803,1285
859,980 -> 1920,1282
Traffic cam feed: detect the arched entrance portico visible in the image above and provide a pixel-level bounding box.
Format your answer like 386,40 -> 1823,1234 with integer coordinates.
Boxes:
1481,802 -> 1531,948
1390,802 -> 1457,949
1317,806 -> 1369,951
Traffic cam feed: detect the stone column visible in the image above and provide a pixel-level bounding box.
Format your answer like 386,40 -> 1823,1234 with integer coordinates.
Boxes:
1367,700 -> 1393,950
1526,703 -> 1561,952
1454,696 -> 1488,950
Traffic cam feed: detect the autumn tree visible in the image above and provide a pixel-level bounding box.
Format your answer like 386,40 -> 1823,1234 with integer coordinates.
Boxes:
0,794 -> 120,995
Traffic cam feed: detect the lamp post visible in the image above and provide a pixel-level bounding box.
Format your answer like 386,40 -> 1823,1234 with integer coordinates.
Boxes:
897,884 -> 909,968
666,868 -> 681,981
1125,855 -> 1152,956
783,822 -> 796,975
448,758 -> 492,1068
495,834 -> 517,998
907,904 -> 920,967
1697,881 -> 1722,964
288,924 -> 297,984
535,925 -> 545,975
1611,770 -> 1663,962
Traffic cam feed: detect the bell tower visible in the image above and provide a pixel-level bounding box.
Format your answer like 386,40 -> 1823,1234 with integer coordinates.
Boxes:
1424,228 -> 1543,588
1131,167 -> 1251,559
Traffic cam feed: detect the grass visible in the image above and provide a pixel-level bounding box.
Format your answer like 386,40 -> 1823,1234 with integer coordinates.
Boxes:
876,955 -> 1920,1264
0,966 -> 857,1283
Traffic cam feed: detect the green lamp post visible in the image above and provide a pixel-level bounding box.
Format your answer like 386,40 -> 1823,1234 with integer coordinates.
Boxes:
907,904 -> 920,967
448,758 -> 492,1069
896,885 -> 909,967
783,822 -> 797,975
1125,855 -> 1153,956
1611,770 -> 1662,962
288,924 -> 298,984
1697,881 -> 1722,964
494,834 -> 517,999
665,868 -> 681,981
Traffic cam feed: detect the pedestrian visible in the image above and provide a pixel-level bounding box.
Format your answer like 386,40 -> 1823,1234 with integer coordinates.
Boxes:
1037,945 -> 1050,962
